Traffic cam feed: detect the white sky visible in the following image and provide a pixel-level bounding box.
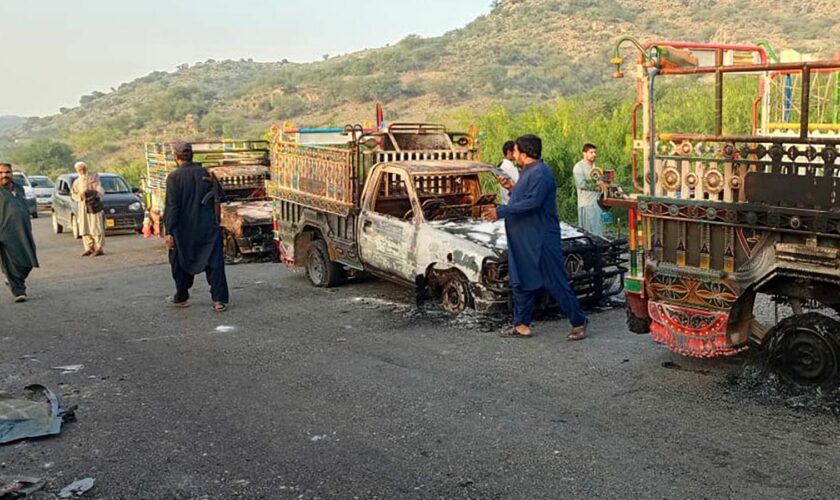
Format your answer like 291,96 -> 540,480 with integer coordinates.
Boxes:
0,0 -> 491,117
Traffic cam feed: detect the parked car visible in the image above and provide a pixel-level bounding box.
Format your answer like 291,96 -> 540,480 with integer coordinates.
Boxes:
51,173 -> 144,237
11,171 -> 38,218
28,175 -> 55,209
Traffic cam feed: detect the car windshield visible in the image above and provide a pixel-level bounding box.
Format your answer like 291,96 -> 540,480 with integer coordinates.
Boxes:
12,173 -> 30,187
30,177 -> 54,188
100,177 -> 131,193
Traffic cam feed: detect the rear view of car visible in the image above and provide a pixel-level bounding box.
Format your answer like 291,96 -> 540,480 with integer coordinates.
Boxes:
28,175 -> 54,209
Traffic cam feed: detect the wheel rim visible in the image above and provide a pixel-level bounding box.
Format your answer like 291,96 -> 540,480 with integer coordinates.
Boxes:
776,326 -> 839,386
441,279 -> 467,314
307,251 -> 326,285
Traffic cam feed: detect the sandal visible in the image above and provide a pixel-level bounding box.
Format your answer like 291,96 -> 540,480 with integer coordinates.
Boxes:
212,302 -> 228,312
567,322 -> 587,341
500,326 -> 532,338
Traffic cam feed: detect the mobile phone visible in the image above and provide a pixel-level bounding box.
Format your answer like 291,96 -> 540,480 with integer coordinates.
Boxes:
490,167 -> 511,180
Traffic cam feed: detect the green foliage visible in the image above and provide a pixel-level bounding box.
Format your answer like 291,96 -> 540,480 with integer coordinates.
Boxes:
7,138 -> 76,176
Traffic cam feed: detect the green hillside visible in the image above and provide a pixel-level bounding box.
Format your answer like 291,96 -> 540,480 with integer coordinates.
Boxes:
3,0 -> 837,181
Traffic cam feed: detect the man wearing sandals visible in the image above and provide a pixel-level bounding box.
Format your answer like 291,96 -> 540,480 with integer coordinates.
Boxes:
164,142 -> 229,312
483,135 -> 587,340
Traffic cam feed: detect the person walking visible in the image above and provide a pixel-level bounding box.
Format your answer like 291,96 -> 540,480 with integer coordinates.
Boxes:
483,135 -> 587,340
572,143 -> 604,236
0,163 -> 38,302
164,142 -> 229,311
70,161 -> 106,256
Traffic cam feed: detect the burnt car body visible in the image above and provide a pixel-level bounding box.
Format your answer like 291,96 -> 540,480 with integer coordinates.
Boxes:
270,123 -> 627,314
144,141 -> 275,261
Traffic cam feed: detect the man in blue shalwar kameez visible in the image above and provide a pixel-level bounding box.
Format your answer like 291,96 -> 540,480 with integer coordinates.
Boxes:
483,135 -> 587,340
164,142 -> 229,311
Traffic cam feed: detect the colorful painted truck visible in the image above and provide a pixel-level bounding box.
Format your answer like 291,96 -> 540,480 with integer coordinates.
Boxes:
144,140 -> 275,261
604,39 -> 840,386
268,122 -> 627,314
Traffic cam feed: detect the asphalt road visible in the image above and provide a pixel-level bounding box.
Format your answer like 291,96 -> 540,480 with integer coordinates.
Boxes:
2,218 -> 839,499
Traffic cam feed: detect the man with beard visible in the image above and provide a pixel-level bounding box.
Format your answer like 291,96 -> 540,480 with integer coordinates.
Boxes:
0,163 -> 38,302
70,161 -> 106,256
164,142 -> 229,311
483,135 -> 587,340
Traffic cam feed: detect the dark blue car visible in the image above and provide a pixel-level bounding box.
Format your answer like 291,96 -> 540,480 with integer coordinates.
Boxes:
51,173 -> 144,237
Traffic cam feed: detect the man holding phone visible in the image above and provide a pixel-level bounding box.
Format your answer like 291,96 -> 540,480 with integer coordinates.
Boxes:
495,141 -> 520,204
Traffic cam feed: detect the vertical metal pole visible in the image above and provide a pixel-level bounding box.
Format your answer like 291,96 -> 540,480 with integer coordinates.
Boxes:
715,49 -> 724,136
801,67 -> 811,139
834,70 -> 840,124
628,208 -> 637,277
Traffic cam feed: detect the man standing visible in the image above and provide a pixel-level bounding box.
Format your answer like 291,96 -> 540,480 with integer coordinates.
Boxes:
0,163 -> 38,302
497,141 -> 520,205
483,135 -> 587,340
164,142 -> 229,311
70,161 -> 106,256
572,143 -> 604,236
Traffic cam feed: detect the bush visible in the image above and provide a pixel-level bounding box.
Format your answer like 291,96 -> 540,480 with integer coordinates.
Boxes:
7,138 -> 76,176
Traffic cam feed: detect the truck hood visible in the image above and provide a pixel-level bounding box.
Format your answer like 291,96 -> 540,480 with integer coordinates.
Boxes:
428,218 -> 590,255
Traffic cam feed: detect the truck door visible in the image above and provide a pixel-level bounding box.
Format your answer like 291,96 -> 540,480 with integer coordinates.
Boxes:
357,168 -> 420,281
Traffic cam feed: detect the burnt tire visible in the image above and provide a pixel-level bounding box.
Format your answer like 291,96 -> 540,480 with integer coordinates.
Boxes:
305,239 -> 345,288
766,312 -> 840,388
626,301 -> 651,334
440,274 -> 471,315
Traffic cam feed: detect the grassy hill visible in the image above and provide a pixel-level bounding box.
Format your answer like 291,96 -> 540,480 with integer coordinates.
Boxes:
3,0 -> 838,181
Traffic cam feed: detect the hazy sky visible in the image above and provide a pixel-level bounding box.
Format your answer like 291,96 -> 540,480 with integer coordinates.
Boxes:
1,0 -> 492,117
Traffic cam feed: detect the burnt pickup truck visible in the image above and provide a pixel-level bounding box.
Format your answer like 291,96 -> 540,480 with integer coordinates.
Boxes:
144,140 -> 275,262
269,123 -> 626,313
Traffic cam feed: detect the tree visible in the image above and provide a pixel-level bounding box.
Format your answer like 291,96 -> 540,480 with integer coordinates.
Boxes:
7,139 -> 76,175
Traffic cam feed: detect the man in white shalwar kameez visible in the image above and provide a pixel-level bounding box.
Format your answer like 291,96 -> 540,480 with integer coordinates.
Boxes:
71,161 -> 106,256
572,143 -> 604,236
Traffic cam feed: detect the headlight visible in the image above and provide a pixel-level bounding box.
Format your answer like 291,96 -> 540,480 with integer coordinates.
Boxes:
24,189 -> 36,200
129,201 -> 143,211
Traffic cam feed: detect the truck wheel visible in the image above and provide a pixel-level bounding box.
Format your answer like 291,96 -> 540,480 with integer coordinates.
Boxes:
52,212 -> 64,234
305,239 -> 345,288
441,274 -> 470,314
71,215 -> 81,239
766,312 -> 840,387
626,302 -> 651,334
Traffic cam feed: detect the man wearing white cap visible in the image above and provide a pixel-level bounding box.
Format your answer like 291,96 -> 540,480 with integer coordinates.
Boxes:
71,161 -> 106,256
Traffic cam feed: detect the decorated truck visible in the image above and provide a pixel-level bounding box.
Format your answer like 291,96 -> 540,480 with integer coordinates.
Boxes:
604,39 -> 840,386
268,122 -> 627,314
144,140 -> 275,261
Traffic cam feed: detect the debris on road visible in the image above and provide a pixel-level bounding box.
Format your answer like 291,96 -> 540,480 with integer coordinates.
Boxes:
214,325 -> 236,333
0,385 -> 76,445
0,475 -> 45,498
58,477 -> 95,498
51,365 -> 84,374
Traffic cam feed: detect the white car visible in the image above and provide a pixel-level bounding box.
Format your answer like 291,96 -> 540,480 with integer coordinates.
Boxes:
28,175 -> 55,209
11,171 -> 38,218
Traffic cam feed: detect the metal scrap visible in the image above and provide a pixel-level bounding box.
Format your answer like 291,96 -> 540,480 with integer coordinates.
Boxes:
0,385 -> 75,444
58,478 -> 95,498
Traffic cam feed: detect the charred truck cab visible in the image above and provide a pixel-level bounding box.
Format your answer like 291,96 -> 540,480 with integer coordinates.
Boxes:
269,122 -> 626,314
144,140 -> 275,262
604,39 -> 840,386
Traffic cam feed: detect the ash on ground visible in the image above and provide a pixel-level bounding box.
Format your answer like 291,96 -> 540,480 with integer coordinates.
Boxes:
725,353 -> 840,417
